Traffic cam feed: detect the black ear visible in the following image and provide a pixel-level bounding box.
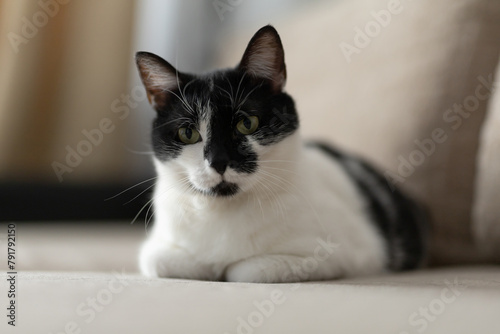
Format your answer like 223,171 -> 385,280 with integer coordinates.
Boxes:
135,52 -> 185,109
238,25 -> 286,92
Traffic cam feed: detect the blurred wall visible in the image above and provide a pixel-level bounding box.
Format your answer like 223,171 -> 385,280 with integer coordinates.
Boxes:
0,0 -> 136,184
0,0 -> 320,186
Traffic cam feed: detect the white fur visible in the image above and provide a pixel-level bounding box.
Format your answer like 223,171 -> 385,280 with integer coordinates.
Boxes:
139,128 -> 388,283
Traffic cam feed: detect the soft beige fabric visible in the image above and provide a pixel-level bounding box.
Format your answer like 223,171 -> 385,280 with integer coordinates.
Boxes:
473,60 -> 500,261
221,0 -> 500,265
1,267 -> 499,333
1,223 -> 143,272
3,223 -> 499,333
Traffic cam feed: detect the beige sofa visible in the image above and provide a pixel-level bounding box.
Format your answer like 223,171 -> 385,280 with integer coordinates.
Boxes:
1,224 -> 500,333
2,0 -> 500,333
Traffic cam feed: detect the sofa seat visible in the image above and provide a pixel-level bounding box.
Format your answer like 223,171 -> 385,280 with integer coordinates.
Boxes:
2,266 -> 499,334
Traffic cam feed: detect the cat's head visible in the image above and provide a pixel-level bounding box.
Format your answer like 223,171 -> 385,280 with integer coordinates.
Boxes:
136,25 -> 299,197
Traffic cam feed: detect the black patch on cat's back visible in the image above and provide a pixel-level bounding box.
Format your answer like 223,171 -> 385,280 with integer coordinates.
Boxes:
307,141 -> 429,271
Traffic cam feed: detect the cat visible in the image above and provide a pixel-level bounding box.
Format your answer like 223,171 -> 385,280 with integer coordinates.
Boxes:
135,25 -> 428,283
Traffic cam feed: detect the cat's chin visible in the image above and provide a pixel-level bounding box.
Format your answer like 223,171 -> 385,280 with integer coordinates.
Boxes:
191,181 -> 240,198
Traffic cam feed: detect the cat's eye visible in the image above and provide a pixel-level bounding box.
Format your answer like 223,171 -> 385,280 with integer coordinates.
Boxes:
236,116 -> 259,135
178,127 -> 201,144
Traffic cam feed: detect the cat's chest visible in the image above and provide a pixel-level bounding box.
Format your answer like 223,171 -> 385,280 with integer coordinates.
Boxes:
154,193 -> 294,260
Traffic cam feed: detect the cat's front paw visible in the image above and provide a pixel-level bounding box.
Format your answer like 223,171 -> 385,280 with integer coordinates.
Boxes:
225,255 -> 317,283
224,260 -> 270,283
139,240 -> 213,280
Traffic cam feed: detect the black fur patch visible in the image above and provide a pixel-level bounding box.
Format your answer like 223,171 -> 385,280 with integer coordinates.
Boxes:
211,181 -> 239,197
307,141 -> 429,271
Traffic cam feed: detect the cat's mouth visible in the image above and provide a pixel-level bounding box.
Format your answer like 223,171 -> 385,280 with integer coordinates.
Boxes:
192,181 -> 239,197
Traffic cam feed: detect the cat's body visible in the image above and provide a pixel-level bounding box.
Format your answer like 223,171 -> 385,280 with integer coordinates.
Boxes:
136,26 -> 428,283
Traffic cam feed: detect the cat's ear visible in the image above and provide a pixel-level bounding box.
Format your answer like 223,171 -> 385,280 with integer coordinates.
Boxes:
238,25 -> 287,92
135,52 -> 185,109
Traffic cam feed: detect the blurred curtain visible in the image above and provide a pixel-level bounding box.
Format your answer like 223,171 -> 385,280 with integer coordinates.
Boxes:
0,0 -> 136,183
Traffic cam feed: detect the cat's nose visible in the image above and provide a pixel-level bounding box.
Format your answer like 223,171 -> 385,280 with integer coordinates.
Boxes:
210,160 -> 227,175
206,146 -> 230,175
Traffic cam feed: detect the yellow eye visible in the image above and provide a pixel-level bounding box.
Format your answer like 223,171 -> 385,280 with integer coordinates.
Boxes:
178,127 -> 200,144
236,116 -> 259,135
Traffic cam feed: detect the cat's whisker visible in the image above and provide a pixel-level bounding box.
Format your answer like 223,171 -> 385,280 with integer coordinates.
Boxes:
268,183 -> 287,223
158,178 -> 196,231
182,79 -> 195,100
124,146 -> 155,156
236,83 -> 263,110
172,182 -> 194,230
259,170 -> 292,193
131,197 -> 155,226
173,67 -> 196,117
255,195 -> 265,223
254,177 -> 287,223
214,84 -> 234,106
256,173 -> 290,222
123,181 -> 157,205
234,72 -> 247,109
223,76 -> 237,109
259,169 -> 326,233
131,176 -> 189,227
144,201 -> 155,231
257,160 -> 300,164
224,76 -> 235,96
259,165 -> 301,176
105,176 -> 158,201
153,117 -> 192,131
180,79 -> 197,116
143,177 -> 191,232
161,88 -> 195,116
251,180 -> 270,221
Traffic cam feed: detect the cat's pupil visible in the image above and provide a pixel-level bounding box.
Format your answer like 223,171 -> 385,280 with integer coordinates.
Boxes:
243,118 -> 251,129
185,128 -> 192,139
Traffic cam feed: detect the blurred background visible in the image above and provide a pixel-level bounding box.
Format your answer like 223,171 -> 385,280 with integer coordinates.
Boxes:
0,0 -> 321,221
0,0 -> 499,266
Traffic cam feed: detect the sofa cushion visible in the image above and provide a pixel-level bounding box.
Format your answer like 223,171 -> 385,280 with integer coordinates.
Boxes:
2,267 -> 499,333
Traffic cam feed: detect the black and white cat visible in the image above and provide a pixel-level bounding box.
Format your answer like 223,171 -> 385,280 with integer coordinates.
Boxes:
135,25 -> 428,283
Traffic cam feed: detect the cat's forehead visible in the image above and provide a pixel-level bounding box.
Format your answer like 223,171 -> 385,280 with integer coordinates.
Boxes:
184,71 -> 253,117
187,71 -> 242,97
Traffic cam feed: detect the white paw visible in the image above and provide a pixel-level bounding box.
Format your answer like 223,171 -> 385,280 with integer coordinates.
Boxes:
225,260 -> 270,283
225,256 -> 300,283
225,254 -> 341,283
139,240 -> 213,280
